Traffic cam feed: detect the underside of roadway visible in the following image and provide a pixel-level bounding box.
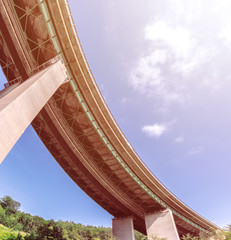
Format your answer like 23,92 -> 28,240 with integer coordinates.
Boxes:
0,0 -> 217,238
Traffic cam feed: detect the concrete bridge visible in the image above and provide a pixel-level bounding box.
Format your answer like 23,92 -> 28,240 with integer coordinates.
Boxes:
0,0 -> 217,239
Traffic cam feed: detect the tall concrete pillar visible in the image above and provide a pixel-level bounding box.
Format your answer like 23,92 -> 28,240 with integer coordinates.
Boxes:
112,217 -> 135,240
0,60 -> 67,164
145,209 -> 180,240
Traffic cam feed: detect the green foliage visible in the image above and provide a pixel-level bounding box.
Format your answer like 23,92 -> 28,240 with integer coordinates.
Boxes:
224,225 -> 231,240
134,230 -> 147,240
0,224 -> 25,240
0,205 -> 7,224
56,221 -> 113,240
0,195 -> 148,240
182,230 -> 226,240
0,196 -> 21,215
149,236 -> 167,240
1,195 -> 231,240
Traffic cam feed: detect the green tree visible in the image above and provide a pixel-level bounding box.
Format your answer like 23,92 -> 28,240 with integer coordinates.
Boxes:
183,230 -> 226,240
24,232 -> 38,240
224,225 -> 231,240
0,196 -> 20,215
0,205 -> 7,225
35,220 -> 65,240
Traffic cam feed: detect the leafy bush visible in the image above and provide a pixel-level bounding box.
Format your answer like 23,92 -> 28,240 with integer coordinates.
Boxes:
1,195 -> 231,240
0,224 -> 24,240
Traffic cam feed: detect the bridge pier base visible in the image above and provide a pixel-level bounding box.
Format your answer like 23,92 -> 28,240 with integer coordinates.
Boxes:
0,60 -> 67,164
145,209 -> 180,240
112,217 -> 135,240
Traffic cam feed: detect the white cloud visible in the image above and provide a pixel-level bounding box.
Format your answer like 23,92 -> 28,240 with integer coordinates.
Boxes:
189,146 -> 204,155
129,19 -> 216,105
142,123 -> 167,138
144,20 -> 211,77
145,21 -> 194,59
129,49 -> 168,96
121,97 -> 128,103
172,45 -> 213,76
219,23 -> 231,49
170,0 -> 203,24
129,49 -> 186,103
175,137 -> 185,143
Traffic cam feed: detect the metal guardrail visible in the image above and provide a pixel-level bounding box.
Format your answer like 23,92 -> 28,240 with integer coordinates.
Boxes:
28,55 -> 61,77
3,55 -> 62,88
0,81 -> 21,99
4,76 -> 23,88
2,55 -> 64,93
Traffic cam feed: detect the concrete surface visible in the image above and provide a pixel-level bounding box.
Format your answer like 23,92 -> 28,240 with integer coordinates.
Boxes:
145,209 -> 180,240
0,60 -> 67,164
112,217 -> 135,240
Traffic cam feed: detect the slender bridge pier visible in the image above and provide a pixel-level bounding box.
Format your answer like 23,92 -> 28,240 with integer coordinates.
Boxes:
0,0 -> 217,239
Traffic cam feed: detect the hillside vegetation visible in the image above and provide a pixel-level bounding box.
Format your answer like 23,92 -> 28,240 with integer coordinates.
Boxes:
0,195 -> 147,240
0,195 -> 230,240
0,223 -> 25,240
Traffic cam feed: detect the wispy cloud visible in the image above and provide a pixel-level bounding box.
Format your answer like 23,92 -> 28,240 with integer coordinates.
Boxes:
219,23 -> 231,49
129,20 -> 215,104
145,20 -> 214,77
145,21 -> 193,59
189,146 -> 204,155
154,21 -> 216,75
129,49 -> 170,97
128,2 -> 223,107
142,123 -> 168,138
121,97 -> 129,103
175,137 -> 185,143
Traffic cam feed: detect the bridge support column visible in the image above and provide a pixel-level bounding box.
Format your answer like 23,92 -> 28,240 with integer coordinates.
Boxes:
112,217 -> 135,240
145,209 -> 180,240
0,60 -> 67,164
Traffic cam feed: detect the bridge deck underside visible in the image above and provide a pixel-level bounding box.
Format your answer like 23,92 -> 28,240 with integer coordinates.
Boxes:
0,0 -> 216,237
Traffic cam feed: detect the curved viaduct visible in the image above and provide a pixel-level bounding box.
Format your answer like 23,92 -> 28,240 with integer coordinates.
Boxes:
0,0 -> 217,238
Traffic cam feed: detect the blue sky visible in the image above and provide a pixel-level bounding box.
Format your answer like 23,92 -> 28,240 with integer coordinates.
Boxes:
1,0 -> 231,229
